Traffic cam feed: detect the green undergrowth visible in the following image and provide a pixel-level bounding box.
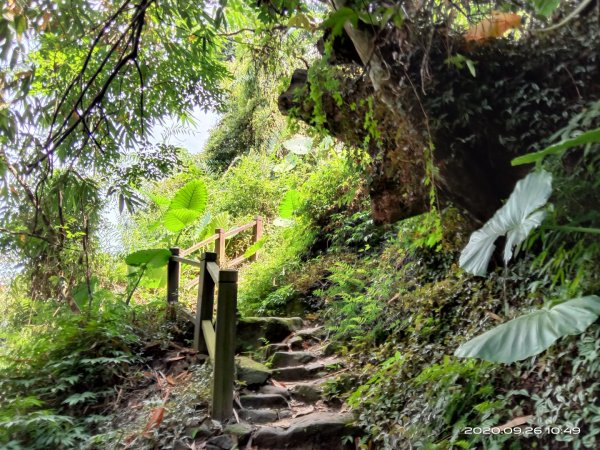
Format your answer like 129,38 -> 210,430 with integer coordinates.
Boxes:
0,292 -> 166,449
242,196 -> 598,449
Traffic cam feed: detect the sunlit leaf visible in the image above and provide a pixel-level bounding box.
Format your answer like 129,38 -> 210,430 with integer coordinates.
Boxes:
459,170 -> 552,276
125,249 -> 171,268
512,126 -> 600,166
163,208 -> 201,233
282,135 -> 313,155
169,180 -> 207,213
455,296 -> 600,363
279,190 -> 302,219
243,237 -> 266,258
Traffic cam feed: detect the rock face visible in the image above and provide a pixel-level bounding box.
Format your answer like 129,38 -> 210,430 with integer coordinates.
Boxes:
279,18 -> 600,224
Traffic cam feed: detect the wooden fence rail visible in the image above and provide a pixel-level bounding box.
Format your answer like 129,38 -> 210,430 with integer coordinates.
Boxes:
165,217 -> 262,420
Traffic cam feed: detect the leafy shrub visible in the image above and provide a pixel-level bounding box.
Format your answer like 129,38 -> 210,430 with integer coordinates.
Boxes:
238,220 -> 316,315
0,297 -> 142,449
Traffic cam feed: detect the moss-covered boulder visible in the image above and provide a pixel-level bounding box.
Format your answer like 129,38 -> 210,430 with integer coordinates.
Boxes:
236,356 -> 271,385
236,317 -> 303,351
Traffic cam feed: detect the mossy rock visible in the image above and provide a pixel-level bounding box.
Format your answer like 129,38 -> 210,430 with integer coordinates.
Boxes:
236,317 -> 303,351
236,356 -> 271,385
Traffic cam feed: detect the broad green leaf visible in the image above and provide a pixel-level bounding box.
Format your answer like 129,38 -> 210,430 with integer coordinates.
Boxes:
282,135 -> 313,155
139,266 -> 168,288
532,0 -> 561,18
459,170 -> 552,276
169,180 -> 207,213
279,190 -> 302,219
455,296 -> 600,363
147,192 -> 170,206
125,249 -> 171,268
163,208 -> 201,233
322,7 -> 359,36
512,126 -> 600,165
243,237 -> 266,258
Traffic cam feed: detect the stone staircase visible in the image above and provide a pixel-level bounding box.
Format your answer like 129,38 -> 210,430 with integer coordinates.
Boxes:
204,318 -> 359,450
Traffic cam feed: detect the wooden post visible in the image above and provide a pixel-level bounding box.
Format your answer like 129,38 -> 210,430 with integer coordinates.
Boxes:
212,269 -> 238,421
215,228 -> 226,265
251,215 -> 263,262
166,247 -> 180,319
193,252 -> 217,352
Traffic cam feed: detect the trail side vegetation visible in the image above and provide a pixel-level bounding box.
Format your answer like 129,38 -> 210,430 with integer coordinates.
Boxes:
1,0 -> 599,449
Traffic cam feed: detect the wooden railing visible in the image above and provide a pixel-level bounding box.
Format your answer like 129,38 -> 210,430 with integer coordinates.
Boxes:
165,217 -> 263,420
181,216 -> 263,290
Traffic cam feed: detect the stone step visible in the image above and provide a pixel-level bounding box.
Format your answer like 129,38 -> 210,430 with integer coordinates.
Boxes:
271,351 -> 317,368
288,326 -> 326,342
263,343 -> 290,358
289,382 -> 323,402
271,365 -> 313,382
237,317 -> 303,352
287,335 -> 304,350
272,358 -> 343,381
238,408 -> 279,424
236,356 -> 271,386
258,384 -> 291,399
250,412 -> 358,450
240,394 -> 289,409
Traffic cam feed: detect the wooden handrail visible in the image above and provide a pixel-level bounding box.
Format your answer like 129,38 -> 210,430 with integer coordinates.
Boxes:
165,216 -> 263,421
180,233 -> 220,257
206,261 -> 220,283
180,216 -> 263,267
171,255 -> 203,268
166,251 -> 238,421
223,221 -> 256,238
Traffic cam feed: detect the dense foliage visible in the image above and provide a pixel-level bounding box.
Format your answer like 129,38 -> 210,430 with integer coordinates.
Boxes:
1,0 -> 599,448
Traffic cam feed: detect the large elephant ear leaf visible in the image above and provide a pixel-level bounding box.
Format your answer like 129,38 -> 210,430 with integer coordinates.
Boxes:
459,170 -> 552,276
279,190 -> 302,219
169,180 -> 208,213
282,135 -> 313,155
455,295 -> 600,363
162,180 -> 208,233
125,249 -> 171,268
163,209 -> 201,233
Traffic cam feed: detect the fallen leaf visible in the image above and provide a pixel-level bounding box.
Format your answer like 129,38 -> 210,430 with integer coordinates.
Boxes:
292,405 -> 314,418
485,311 -> 503,322
166,375 -> 176,386
142,406 -> 165,437
271,379 -> 287,388
175,370 -> 189,380
165,355 -> 186,362
496,415 -> 534,430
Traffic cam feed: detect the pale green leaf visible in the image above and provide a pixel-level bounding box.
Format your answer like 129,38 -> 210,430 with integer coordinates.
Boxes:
512,126 -> 600,166
282,135 -> 313,155
244,237 -> 266,258
455,296 -> 600,363
459,170 -> 552,276
533,0 -> 561,18
169,180 -> 207,213
125,249 -> 171,268
163,208 -> 201,232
